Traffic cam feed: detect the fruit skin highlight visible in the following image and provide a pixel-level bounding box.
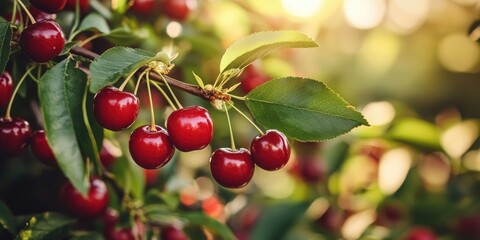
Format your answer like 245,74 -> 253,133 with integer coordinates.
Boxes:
167,106 -> 213,152
129,125 -> 175,169
93,86 -> 140,131
210,148 -> 254,188
0,118 -> 31,157
250,130 -> 290,171
19,20 -> 65,63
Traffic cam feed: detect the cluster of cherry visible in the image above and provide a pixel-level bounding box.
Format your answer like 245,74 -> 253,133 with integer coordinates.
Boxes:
92,84 -> 291,189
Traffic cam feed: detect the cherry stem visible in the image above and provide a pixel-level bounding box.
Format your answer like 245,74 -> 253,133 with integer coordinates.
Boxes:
224,102 -> 236,151
68,0 -> 81,40
119,67 -> 141,91
134,74 -> 143,95
11,0 -> 18,25
151,81 -> 178,111
82,82 -> 102,176
78,34 -> 100,47
212,74 -> 222,88
159,74 -> 183,109
146,71 -> 157,131
228,94 -> 246,101
15,0 -> 35,24
228,101 -> 264,135
5,66 -> 35,120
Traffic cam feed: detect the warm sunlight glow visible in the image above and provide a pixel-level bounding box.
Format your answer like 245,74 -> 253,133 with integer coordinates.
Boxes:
341,209 -> 376,240
378,148 -> 412,194
166,21 -> 183,38
387,0 -> 431,34
441,121 -> 478,158
362,101 -> 396,126
438,33 -> 480,72
344,0 -> 385,29
281,0 -> 324,18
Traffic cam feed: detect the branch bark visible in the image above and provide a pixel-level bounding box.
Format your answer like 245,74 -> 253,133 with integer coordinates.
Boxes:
70,46 -> 208,100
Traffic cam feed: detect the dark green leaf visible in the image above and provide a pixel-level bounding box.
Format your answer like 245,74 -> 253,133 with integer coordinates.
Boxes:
89,47 -> 155,92
0,201 -> 15,234
77,13 -> 110,34
220,30 -> 318,73
0,21 -> 12,73
180,212 -> 235,240
39,59 -> 89,195
104,28 -> 145,46
245,77 -> 368,141
69,231 -> 103,240
110,153 -> 145,201
143,204 -> 177,224
145,189 -> 179,209
250,202 -> 310,240
386,118 -> 442,150
15,212 -> 76,240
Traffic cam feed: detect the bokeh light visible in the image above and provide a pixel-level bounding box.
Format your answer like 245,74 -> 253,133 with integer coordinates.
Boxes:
344,0 -> 386,29
281,0 -> 324,18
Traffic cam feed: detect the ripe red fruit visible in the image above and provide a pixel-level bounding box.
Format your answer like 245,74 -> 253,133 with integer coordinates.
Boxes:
29,6 -> 56,22
210,148 -> 254,188
166,106 -> 213,152
0,118 -> 31,157
160,0 -> 193,21
131,0 -> 157,15
30,0 -> 66,13
65,0 -> 90,13
99,140 -> 121,167
129,125 -> 175,169
299,158 -> 325,184
102,208 -> 119,231
405,227 -> 437,240
19,20 -> 65,63
144,169 -> 160,186
59,177 -> 109,219
240,65 -> 269,93
250,130 -> 290,171
0,71 -> 13,108
105,228 -> 135,240
161,225 -> 188,240
31,130 -> 56,166
93,86 -> 140,131
316,207 -> 346,233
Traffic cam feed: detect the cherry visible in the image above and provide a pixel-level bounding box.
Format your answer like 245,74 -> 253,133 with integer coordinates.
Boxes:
0,71 -> 13,108
161,225 -> 188,240
144,168 -> 160,186
405,227 -> 437,240
65,0 -> 90,13
31,130 -> 57,166
299,157 -> 325,184
131,0 -> 157,15
30,0 -> 66,13
316,207 -> 346,233
209,148 -> 254,188
250,130 -> 290,171
240,65 -> 269,94
102,208 -> 120,231
59,177 -> 109,219
129,125 -> 175,169
93,86 -> 140,131
105,228 -> 135,240
0,117 -> 31,157
166,106 -> 213,152
19,20 -> 65,63
29,6 -> 56,22
160,0 -> 193,21
100,140 -> 121,167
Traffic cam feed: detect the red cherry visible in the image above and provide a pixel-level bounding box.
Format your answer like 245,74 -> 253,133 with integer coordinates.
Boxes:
30,0 -> 66,13
59,177 -> 109,219
93,86 -> 140,131
166,106 -> 213,152
102,208 -> 119,231
0,71 -> 13,108
19,20 -> 65,63
210,148 -> 254,188
161,225 -> 188,240
31,130 -> 56,166
105,228 -> 135,240
65,0 -> 90,13
405,227 -> 437,240
250,130 -> 290,171
129,125 -> 175,169
316,207 -> 346,233
240,65 -> 269,94
299,158 -> 325,184
160,0 -> 193,21
100,140 -> 121,167
29,6 -> 56,22
131,0 -> 157,15
0,117 -> 31,157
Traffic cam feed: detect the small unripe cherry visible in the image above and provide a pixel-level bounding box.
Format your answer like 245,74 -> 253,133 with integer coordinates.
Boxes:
250,130 -> 290,171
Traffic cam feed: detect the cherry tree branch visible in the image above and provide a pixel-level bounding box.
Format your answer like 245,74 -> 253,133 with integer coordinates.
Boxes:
70,46 -> 208,100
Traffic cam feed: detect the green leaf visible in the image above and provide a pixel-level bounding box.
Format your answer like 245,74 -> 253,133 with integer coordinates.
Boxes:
145,189 -> 179,209
15,212 -> 76,240
180,212 -> 236,240
89,47 -> 156,92
245,77 -> 368,141
77,13 -> 110,34
0,21 -> 12,73
250,202 -> 310,240
386,118 -> 442,150
143,204 -> 177,224
220,30 -> 318,73
103,28 -> 145,46
192,71 -> 205,89
60,41 -> 79,56
39,59 -> 89,195
0,201 -> 15,234
69,231 -> 104,240
110,153 -> 145,201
